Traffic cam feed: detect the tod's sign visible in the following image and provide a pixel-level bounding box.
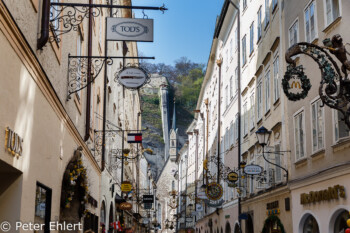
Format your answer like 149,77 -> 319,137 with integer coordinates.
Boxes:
5,127 -> 23,157
107,18 -> 154,42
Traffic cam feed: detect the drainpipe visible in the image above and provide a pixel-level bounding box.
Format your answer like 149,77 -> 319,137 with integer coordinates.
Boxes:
37,0 -> 50,50
228,1 -> 242,231
216,59 -> 222,216
194,129 -> 199,222
84,0 -> 93,142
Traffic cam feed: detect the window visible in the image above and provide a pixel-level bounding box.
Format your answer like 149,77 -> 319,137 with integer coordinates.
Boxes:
225,49 -> 229,70
303,215 -> 319,233
242,35 -> 247,65
305,1 -> 317,43
273,56 -> 280,102
265,0 -> 270,28
230,39 -> 233,59
274,144 -> 282,182
35,183 -> 52,233
334,110 -> 350,142
235,113 -> 239,141
225,85 -> 229,108
265,70 -> 271,113
250,93 -> 255,129
230,121 -> 234,146
311,99 -> 324,152
294,111 -> 305,160
289,19 -> 299,46
50,0 -> 60,35
243,102 -> 248,135
257,7 -> 262,41
334,210 -> 350,233
230,76 -> 233,99
257,79 -> 263,120
250,22 -> 254,54
235,67 -> 239,93
235,28 -> 238,50
243,0 -> 247,9
325,0 -> 340,26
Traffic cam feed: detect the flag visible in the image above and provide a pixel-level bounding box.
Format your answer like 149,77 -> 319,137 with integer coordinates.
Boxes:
127,133 -> 142,143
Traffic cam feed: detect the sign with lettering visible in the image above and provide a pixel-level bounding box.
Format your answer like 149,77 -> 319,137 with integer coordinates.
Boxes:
300,185 -> 345,205
120,202 -> 133,210
204,199 -> 224,207
143,195 -> 154,203
121,181 -> 132,192
244,165 -> 263,175
195,204 -> 203,212
107,18 -> 153,42
5,127 -> 23,157
205,182 -> 223,201
266,201 -> 279,210
116,67 -> 149,89
227,172 -> 238,182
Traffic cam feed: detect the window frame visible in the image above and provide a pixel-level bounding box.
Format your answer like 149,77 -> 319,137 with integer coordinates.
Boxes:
242,35 -> 247,66
34,182 -> 52,233
257,6 -> 262,41
250,92 -> 255,130
257,77 -> 263,121
333,109 -> 350,143
293,108 -> 306,161
273,54 -> 280,103
289,18 -> 299,47
310,97 -> 325,153
250,22 -> 254,55
304,0 -> 318,43
264,68 -> 271,113
265,0 -> 270,29
323,0 -> 342,27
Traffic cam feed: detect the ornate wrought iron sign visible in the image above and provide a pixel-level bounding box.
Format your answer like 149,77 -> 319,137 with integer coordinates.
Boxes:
116,66 -> 150,89
107,18 -> 153,42
282,65 -> 311,101
243,165 -> 263,175
284,34 -> 350,129
205,182 -> 223,201
227,171 -> 238,182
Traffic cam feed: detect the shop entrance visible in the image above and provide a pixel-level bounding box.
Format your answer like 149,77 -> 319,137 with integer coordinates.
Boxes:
0,160 -> 22,227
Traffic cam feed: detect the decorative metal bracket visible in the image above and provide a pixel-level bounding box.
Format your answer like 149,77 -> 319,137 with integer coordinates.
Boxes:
284,34 -> 350,129
67,55 -> 155,100
49,2 -> 167,44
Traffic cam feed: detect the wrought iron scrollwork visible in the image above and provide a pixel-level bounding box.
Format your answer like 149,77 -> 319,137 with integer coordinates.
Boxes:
50,4 -> 101,43
284,35 -> 350,129
93,130 -> 117,163
67,55 -> 113,100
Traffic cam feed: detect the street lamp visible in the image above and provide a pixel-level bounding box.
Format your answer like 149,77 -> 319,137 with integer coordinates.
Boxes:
255,126 -> 289,182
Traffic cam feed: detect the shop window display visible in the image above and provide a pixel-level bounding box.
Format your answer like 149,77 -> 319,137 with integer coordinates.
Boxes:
303,215 -> 319,233
334,210 -> 350,233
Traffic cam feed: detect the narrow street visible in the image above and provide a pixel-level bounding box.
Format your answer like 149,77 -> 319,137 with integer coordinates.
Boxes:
0,0 -> 350,233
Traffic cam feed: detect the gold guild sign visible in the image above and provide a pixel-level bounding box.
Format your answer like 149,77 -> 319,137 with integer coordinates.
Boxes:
205,182 -> 223,201
5,127 -> 23,157
120,202 -> 132,210
227,172 -> 238,182
300,185 -> 345,205
121,181 -> 132,192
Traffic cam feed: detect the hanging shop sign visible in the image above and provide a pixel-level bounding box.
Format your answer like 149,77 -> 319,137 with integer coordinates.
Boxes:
127,133 -> 143,143
300,185 -> 345,205
204,199 -> 224,207
282,65 -> 311,101
196,204 -> 203,212
205,182 -> 223,201
120,202 -> 133,210
121,181 -> 132,192
197,191 -> 208,200
116,67 -> 149,89
244,164 -> 263,175
227,172 -> 239,182
107,18 -> 154,42
5,127 -> 23,157
143,195 -> 154,203
144,203 -> 152,209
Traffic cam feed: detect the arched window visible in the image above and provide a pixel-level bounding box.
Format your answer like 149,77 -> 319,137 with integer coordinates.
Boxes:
333,210 -> 350,233
245,214 -> 254,233
234,224 -> 240,233
303,214 -> 319,233
225,223 -> 231,233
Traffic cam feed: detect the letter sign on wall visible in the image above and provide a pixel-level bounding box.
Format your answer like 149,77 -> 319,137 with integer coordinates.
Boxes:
5,127 -> 23,157
107,18 -> 154,42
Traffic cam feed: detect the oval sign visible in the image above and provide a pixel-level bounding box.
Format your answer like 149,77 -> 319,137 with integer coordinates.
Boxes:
112,22 -> 148,38
117,67 -> 148,89
205,182 -> 223,201
227,172 -> 238,182
120,202 -> 132,210
244,164 -> 263,175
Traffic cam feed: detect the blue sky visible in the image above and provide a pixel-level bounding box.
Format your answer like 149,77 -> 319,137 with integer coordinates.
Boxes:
133,0 -> 225,66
